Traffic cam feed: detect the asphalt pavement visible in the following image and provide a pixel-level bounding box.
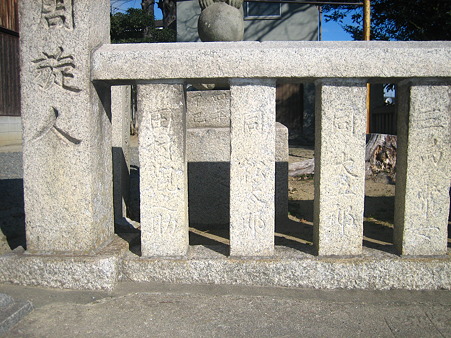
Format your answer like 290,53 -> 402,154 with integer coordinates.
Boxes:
0,282 -> 450,337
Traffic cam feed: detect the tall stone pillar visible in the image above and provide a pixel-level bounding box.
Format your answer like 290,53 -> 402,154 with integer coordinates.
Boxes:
394,81 -> 450,256
20,0 -> 113,253
313,79 -> 367,256
229,79 -> 276,257
138,84 -> 189,257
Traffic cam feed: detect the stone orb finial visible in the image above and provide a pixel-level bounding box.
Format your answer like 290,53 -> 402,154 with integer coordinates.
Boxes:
198,1 -> 244,42
199,0 -> 243,10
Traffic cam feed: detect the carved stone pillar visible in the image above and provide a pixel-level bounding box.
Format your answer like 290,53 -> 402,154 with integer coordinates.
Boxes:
229,79 -> 276,257
313,79 -> 367,256
20,0 -> 113,253
394,81 -> 450,256
138,84 -> 189,257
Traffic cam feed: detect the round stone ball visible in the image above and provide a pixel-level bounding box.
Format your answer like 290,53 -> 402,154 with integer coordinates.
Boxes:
198,2 -> 244,42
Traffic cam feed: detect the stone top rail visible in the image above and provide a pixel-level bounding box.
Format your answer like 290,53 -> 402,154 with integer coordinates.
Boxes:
91,41 -> 451,83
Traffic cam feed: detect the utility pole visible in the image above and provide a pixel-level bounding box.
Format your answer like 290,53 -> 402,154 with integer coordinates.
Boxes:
317,5 -> 323,41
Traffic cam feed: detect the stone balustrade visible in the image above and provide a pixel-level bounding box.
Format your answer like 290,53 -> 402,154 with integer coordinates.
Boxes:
91,42 -> 450,258
1,0 -> 449,291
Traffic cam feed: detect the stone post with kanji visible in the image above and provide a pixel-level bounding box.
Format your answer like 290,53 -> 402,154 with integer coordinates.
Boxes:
19,0 -> 113,253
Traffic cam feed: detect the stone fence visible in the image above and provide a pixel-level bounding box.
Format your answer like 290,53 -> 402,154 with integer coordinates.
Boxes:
0,0 -> 449,290
93,41 -> 450,258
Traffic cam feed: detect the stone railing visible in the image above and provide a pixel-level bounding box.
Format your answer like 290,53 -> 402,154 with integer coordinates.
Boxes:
1,0 -> 449,291
92,41 -> 450,258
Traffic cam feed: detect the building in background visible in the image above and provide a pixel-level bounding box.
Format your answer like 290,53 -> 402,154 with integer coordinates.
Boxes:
177,1 -> 319,42
0,0 -> 21,147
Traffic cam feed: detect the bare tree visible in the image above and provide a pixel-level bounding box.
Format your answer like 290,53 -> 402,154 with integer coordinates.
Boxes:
158,0 -> 177,30
141,0 -> 155,20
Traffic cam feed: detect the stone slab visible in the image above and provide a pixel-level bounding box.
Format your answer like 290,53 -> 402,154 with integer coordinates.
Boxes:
394,82 -> 450,256
0,293 -> 33,335
138,84 -> 189,257
0,237 -> 128,291
92,41 -> 451,82
120,246 -> 451,290
0,243 -> 449,291
186,90 -> 230,128
229,79 -> 276,257
314,79 -> 367,256
20,0 -> 113,253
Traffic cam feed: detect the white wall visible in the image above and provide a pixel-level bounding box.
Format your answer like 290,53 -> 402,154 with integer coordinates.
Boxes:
0,116 -> 22,147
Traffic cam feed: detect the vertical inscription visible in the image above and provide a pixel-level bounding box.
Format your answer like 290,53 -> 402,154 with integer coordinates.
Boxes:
32,47 -> 81,92
333,152 -> 359,197
147,110 -> 182,235
22,0 -> 112,252
244,160 -> 271,239
314,80 -> 366,255
415,109 -> 446,167
230,80 -> 276,257
394,83 -> 450,255
139,84 -> 187,257
32,106 -> 81,145
149,207 -> 178,235
41,0 -> 74,30
187,91 -> 230,128
333,110 -> 359,136
243,106 -> 268,132
149,109 -> 174,155
330,205 -> 359,236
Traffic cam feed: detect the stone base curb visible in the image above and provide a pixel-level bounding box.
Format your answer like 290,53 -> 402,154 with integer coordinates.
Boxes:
0,236 -> 129,291
121,246 -> 451,290
0,293 -> 33,335
0,238 -> 449,291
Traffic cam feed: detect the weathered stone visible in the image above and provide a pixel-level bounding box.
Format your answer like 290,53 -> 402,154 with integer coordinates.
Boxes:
92,42 -> 451,82
138,84 -> 189,257
313,79 -> 366,256
229,79 -> 276,257
121,246 -> 451,290
186,124 -> 288,162
20,0 -> 113,253
112,86 -> 131,227
186,90 -> 230,128
394,81 -> 450,256
0,237 -> 128,290
198,2 -> 244,42
0,243 -> 450,291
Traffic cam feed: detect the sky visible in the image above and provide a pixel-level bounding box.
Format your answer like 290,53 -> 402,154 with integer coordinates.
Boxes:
110,0 -> 354,41
322,18 -> 353,41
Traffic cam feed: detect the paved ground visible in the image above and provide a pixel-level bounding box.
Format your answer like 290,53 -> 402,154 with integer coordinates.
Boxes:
0,282 -> 450,337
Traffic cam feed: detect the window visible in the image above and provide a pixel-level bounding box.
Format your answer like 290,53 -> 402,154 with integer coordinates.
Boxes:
244,2 -> 281,19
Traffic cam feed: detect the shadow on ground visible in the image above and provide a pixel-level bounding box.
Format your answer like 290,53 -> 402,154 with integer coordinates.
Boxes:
0,179 -> 26,250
